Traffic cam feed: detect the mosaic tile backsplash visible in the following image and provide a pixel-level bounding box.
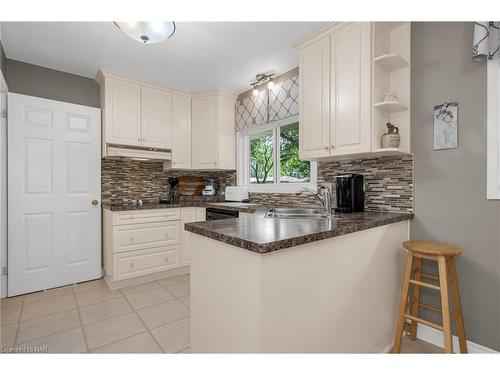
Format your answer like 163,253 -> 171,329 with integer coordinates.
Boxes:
250,155 -> 413,213
101,159 -> 236,205
102,155 -> 412,213
318,154 -> 413,212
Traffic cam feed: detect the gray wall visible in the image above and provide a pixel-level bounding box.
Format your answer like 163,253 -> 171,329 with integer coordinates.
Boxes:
5,59 -> 100,107
411,22 -> 500,351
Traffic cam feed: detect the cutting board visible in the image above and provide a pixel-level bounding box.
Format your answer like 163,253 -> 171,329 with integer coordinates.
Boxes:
178,176 -> 205,196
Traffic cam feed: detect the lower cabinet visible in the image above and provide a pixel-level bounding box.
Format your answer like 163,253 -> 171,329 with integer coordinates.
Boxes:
103,207 -> 206,288
180,207 -> 206,265
113,245 -> 180,281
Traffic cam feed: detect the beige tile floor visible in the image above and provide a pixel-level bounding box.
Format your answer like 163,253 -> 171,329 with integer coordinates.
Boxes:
1,273 -> 441,354
1,274 -> 190,353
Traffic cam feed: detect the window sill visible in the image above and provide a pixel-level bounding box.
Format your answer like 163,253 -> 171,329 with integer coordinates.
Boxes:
244,182 -> 316,194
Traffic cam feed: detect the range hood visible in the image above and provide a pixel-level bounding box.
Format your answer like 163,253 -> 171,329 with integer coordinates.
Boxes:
105,144 -> 172,161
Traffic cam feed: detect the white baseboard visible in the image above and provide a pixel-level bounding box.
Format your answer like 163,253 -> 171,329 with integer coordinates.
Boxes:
416,323 -> 498,354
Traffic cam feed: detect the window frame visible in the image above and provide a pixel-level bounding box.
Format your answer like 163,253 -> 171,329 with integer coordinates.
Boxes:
236,115 -> 317,193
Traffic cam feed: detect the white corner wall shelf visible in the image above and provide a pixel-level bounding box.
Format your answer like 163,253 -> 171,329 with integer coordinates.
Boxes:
374,53 -> 409,72
374,100 -> 409,113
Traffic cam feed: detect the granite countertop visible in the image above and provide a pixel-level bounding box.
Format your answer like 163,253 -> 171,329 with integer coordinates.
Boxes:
184,211 -> 413,254
102,201 -> 264,214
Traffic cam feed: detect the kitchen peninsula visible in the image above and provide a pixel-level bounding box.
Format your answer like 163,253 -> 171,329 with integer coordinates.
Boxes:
185,211 -> 413,353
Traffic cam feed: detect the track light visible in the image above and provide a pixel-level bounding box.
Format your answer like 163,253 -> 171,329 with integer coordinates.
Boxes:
249,73 -> 275,94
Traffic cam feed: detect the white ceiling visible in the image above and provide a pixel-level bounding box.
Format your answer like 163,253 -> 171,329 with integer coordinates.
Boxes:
1,22 -> 328,94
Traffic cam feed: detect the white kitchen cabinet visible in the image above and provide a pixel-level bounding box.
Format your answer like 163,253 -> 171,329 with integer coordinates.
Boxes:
191,91 -> 237,170
180,207 -> 206,266
297,22 -> 373,159
97,70 -> 175,156
330,23 -> 372,155
180,207 -> 197,265
196,207 -> 206,221
299,36 -> 331,159
171,94 -> 192,169
113,245 -> 180,281
103,207 -> 207,288
102,77 -> 142,147
141,85 -> 172,149
103,208 -> 184,288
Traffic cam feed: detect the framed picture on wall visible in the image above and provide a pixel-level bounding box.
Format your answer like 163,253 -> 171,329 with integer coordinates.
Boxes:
433,102 -> 458,150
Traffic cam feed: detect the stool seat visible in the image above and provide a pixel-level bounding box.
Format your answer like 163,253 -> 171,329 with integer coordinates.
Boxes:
403,240 -> 462,257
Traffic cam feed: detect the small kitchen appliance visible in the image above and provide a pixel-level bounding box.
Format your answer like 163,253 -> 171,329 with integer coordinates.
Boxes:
202,179 -> 218,196
333,174 -> 364,213
224,186 -> 249,202
165,177 -> 179,203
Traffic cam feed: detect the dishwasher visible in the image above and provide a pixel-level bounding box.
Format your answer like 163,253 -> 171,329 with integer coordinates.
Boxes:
205,207 -> 239,221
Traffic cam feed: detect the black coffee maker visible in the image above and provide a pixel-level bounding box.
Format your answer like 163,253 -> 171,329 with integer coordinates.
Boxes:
334,174 -> 364,213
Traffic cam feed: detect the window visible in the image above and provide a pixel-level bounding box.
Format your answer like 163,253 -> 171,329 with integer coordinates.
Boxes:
238,116 -> 316,193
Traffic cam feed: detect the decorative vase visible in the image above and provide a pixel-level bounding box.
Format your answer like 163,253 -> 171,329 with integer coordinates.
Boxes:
381,122 -> 401,148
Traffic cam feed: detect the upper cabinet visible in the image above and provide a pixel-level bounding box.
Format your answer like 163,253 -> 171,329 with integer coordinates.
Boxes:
191,91 -> 237,170
102,77 -> 142,147
299,36 -> 331,159
171,94 -> 192,169
141,85 -> 172,149
330,23 -> 372,156
96,70 -> 237,170
97,70 -> 173,156
297,22 -> 411,160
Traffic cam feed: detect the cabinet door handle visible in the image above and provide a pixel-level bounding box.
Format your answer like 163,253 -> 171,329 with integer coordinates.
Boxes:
137,138 -> 141,142
130,262 -> 135,269
330,145 -> 336,149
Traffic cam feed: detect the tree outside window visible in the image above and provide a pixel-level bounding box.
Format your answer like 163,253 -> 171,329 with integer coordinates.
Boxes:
249,123 -> 310,184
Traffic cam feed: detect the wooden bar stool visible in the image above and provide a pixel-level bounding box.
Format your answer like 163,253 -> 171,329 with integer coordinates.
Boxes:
392,241 -> 467,353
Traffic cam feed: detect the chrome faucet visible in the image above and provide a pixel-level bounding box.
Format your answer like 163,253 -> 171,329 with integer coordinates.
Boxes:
296,186 -> 332,217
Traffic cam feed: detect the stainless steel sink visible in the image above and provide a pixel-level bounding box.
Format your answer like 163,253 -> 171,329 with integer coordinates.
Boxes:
264,207 -> 336,219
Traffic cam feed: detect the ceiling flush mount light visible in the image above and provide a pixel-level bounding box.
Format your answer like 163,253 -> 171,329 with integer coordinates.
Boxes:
114,21 -> 176,44
250,73 -> 274,95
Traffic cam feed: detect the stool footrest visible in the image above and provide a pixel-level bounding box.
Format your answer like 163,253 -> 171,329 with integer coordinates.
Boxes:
420,272 -> 439,281
419,302 -> 442,313
404,314 -> 444,331
409,279 -> 441,291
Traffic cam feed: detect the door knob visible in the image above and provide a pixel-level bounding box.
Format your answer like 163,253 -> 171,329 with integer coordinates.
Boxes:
91,199 -> 99,206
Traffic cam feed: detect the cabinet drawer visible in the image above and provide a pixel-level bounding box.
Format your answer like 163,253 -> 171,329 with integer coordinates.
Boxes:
113,246 -> 180,281
113,208 -> 181,225
113,221 -> 180,254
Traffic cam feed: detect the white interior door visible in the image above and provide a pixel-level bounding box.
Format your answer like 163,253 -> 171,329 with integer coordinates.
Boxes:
8,93 -> 101,296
